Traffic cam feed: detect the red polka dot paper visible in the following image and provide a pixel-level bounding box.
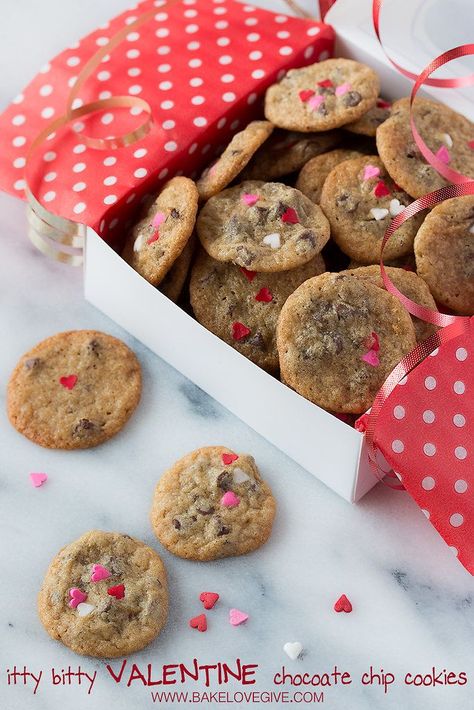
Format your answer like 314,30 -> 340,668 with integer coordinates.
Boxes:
0,0 -> 334,240
374,324 -> 474,573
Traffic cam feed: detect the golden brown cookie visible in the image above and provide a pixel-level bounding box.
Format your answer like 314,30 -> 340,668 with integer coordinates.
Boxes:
159,235 -> 196,302
150,447 -> 276,561
38,531 -> 168,658
345,97 -> 392,137
7,330 -> 141,449
295,148 -> 363,203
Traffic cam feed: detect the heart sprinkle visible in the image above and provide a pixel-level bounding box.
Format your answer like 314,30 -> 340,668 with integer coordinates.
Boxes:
255,287 -> 273,303
283,642 -> 303,660
59,375 -> 77,390
374,180 -> 390,198
308,95 -> 324,111
441,133 -> 453,148
468,140 -> 474,150
199,592 -> 219,610
298,89 -> 315,103
335,82 -> 351,96
232,467 -> 251,484
68,588 -> 87,609
232,322 -> 251,340
152,211 -> 166,228
281,207 -> 299,224
90,564 -> 111,583
241,192 -> 259,206
317,79 -> 333,88
363,164 -> 380,181
189,614 -> 207,632
222,452 -> 239,465
240,267 -> 257,282
133,234 -> 146,252
362,349 -> 380,367
262,233 -> 281,249
364,332 -> 380,352
30,472 -> 47,488
107,584 -> 125,599
147,231 -> 160,245
229,608 -> 248,626
370,207 -> 389,221
221,491 -> 240,508
435,145 -> 451,164
389,198 -> 405,216
77,602 -> 95,617
334,594 -> 353,613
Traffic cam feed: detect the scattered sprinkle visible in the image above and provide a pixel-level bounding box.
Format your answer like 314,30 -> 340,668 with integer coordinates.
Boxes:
240,267 -> 257,282
255,287 -> 273,303
107,584 -> 125,599
376,98 -> 391,109
189,613 -> 207,632
241,192 -> 259,206
389,198 -> 404,216
68,588 -> 87,609
468,140 -> 474,150
370,207 -> 388,221
90,564 -> 111,582
283,641 -> 303,660
363,164 -> 380,181
441,133 -> 453,148
355,413 -> 369,433
232,321 -> 251,340
374,180 -> 390,198
334,594 -> 353,613
262,233 -> 281,249
308,94 -> 324,111
362,350 -> 380,367
221,491 -> 240,508
199,592 -> 219,610
147,231 -> 159,245
152,211 -> 166,228
298,89 -> 315,102
222,452 -> 239,465
335,82 -> 351,96
229,608 -> 248,626
30,472 -> 47,488
77,602 -> 95,617
364,331 -> 380,352
59,374 -> 77,390
281,207 -> 299,224
133,234 -> 146,252
435,145 -> 451,164
317,79 -> 333,88
232,467 -> 251,483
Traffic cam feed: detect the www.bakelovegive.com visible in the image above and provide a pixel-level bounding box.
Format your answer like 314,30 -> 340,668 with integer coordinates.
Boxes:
4,659 -> 468,698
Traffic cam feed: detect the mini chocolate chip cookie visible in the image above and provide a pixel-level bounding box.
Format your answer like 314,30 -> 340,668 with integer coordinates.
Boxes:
159,234 -> 196,302
264,58 -> 379,132
38,531 -> 168,658
345,98 -> 392,137
341,264 -> 438,342
414,195 -> 474,315
196,121 -> 274,201
190,248 -> 325,373
150,447 -> 276,561
7,330 -> 141,449
122,177 -> 198,286
320,156 -> 425,263
376,97 -> 474,198
277,272 -> 417,413
295,148 -> 363,203
197,181 -> 330,272
241,129 -> 341,180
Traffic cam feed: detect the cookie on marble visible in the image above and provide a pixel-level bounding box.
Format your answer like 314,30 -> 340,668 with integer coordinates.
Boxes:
38,530 -> 168,658
159,234 -> 196,302
122,177 -> 199,286
196,121 -> 274,201
414,195 -> 474,315
197,181 -> 330,272
376,97 -> 474,198
150,447 -> 276,561
241,129 -> 341,180
341,264 -> 438,342
190,248 -> 325,373
7,330 -> 141,449
320,156 -> 425,263
264,58 -> 379,132
345,98 -> 392,137
277,272 -> 417,413
295,148 -> 363,203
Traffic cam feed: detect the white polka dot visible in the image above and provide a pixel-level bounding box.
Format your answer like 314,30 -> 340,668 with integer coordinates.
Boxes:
43,190 -> 56,203
103,156 -> 117,166
190,77 -> 203,87
429,347 -> 439,357
12,157 -> 26,168
73,201 -> 86,214
73,121 -> 85,132
454,381 -> 465,394
247,32 -> 260,42
319,50 -> 330,61
133,148 -> 147,158
127,49 -> 140,58
423,443 -> 436,457
40,62 -> 51,73
393,405 -> 405,420
422,410 -> 435,424
155,27 -> 169,38
12,93 -> 24,104
450,513 -> 464,527
66,56 -> 80,67
184,8 -> 197,17
159,80 -> 173,90
73,144 -> 86,154
154,11 -> 168,20
219,55 -> 232,65
398,375 -> 408,385
96,36 -> 109,47
43,151 -> 57,162
217,118 -> 226,129
165,141 -> 178,152
162,119 -> 175,129
73,182 -> 86,192
101,54 -> 111,64
424,376 -> 437,390
134,168 -> 148,178
277,30 -> 290,39
101,113 -> 114,125
391,439 -> 404,453
44,171 -> 56,182
157,45 -> 170,55
456,347 -> 468,361
13,179 -> 25,191
307,26 -> 321,36
12,114 -> 25,126
39,84 -> 53,97
222,92 -> 236,102
252,69 -> 265,79
201,144 -> 211,155
188,143 -> 198,154
247,92 -> 258,105
103,175 -> 117,186
161,100 -> 174,110
453,414 -> 465,427
158,63 -> 171,73
126,192 -> 136,203
41,107 -> 54,119
189,58 -> 202,68
71,98 -> 83,110
217,37 -> 230,46
97,70 -> 111,81
230,120 -> 239,130
215,20 -> 228,29
454,479 -> 468,493
185,23 -> 199,33
127,31 -> 140,41
68,77 -> 77,88
249,50 -> 262,61
46,131 -> 56,141
455,446 -> 467,460
128,67 -> 141,77
214,6 -> 227,14
158,168 -> 169,179
130,106 -> 143,116
193,116 -> 207,127
191,95 -> 205,105
422,476 -> 435,490
72,162 -> 86,173
129,84 -> 142,95
220,74 -> 234,83
275,14 -> 287,22
103,194 -> 117,205
304,47 -> 315,60
12,136 -> 26,147
99,219 -> 105,232
279,46 -> 293,56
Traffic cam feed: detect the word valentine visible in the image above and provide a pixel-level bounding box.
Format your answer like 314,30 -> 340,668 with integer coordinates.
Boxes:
5,665 -> 97,695
106,658 -> 258,688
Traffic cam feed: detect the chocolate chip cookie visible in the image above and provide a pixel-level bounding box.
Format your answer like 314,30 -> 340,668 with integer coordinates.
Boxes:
38,531 -> 168,657
376,97 -> 474,198
295,148 -> 363,203
197,181 -> 330,272
159,234 -> 195,302
414,195 -> 474,315
7,330 -> 141,449
190,248 -> 325,373
150,447 -> 276,561
264,58 -> 379,132
122,177 -> 198,285
196,121 -> 274,201
277,272 -> 417,413
345,98 -> 391,137
320,156 -> 425,263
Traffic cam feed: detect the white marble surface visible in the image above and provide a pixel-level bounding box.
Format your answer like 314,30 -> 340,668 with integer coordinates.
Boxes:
1,2 -> 473,709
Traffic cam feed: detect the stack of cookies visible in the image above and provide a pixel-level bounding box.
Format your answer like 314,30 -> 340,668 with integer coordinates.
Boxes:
121,57 -> 474,418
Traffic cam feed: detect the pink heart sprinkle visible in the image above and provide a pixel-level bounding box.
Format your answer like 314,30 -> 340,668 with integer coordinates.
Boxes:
221,491 -> 240,508
152,211 -> 166,228
30,472 -> 48,488
242,193 -> 259,206
335,82 -> 352,97
435,145 -> 451,164
362,350 -> 380,367
363,165 -> 380,181
69,588 -> 87,609
308,95 -> 324,110
229,608 -> 249,626
90,564 -> 111,582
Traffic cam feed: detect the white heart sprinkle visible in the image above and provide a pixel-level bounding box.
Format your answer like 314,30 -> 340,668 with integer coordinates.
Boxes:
441,132 -> 453,148
77,602 -> 95,617
469,223 -> 474,234
262,233 -> 281,249
233,467 -> 251,484
283,641 -> 303,660
133,234 -> 146,252
370,208 -> 389,221
389,198 -> 405,216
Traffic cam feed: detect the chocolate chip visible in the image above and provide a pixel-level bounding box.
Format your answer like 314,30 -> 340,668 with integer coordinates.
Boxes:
295,231 -> 316,255
87,339 -> 100,355
24,357 -> 40,370
235,245 -> 255,266
171,208 -> 180,219
317,86 -> 335,96
335,302 -> 356,320
217,471 -> 233,491
343,91 -> 362,107
172,518 -> 181,530
332,333 -> 344,354
276,201 -> 289,217
230,149 -> 242,156
247,331 -> 266,350
195,499 -> 215,515
335,192 -> 359,213
318,103 -> 328,116
72,418 -> 98,437
255,206 -> 270,225
216,519 -> 231,536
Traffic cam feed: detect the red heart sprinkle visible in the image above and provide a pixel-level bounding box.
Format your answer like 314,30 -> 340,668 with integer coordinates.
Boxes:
255,287 -> 273,303
199,592 -> 219,610
59,375 -> 77,390
281,207 -> 299,224
147,230 -> 159,245
222,452 -> 239,465
107,584 -> 125,600
232,322 -> 251,340
299,89 -> 315,102
376,99 -> 391,109
189,614 -> 207,632
240,267 -> 257,282
468,140 -> 474,150
318,79 -> 333,88
363,331 -> 380,352
374,181 -> 390,198
334,594 -> 353,613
